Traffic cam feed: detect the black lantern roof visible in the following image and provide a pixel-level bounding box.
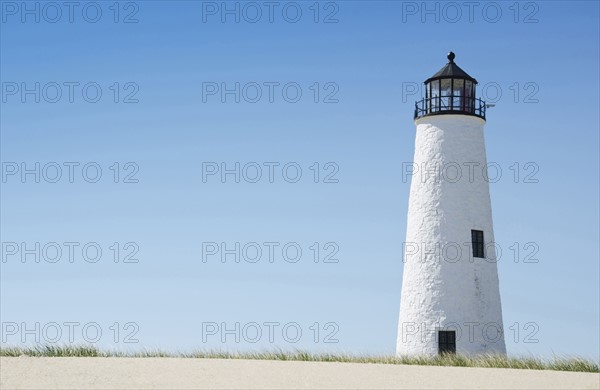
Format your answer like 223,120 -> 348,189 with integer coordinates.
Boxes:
424,52 -> 477,84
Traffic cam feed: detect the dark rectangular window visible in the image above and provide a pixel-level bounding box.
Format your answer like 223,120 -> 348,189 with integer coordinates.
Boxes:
438,331 -> 456,355
471,229 -> 485,258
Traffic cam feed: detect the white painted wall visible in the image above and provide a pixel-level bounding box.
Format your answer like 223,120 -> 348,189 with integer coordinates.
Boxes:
397,114 -> 506,356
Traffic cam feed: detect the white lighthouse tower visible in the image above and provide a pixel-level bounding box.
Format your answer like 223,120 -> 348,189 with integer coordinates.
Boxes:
397,52 -> 506,356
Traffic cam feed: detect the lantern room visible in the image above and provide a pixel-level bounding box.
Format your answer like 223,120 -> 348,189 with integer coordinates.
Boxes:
414,52 -> 486,120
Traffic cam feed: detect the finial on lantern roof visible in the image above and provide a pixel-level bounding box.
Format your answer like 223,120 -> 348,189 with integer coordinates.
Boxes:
447,51 -> 456,63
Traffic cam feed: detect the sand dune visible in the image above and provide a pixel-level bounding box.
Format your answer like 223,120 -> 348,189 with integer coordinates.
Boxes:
1,357 -> 598,389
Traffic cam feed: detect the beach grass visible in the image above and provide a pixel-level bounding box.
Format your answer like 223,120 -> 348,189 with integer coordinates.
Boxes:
1,345 -> 597,373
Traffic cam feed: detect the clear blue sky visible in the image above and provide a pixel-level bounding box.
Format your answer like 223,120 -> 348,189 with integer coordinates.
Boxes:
1,1 -> 598,360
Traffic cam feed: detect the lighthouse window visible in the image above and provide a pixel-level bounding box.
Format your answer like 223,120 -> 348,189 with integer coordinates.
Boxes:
471,230 -> 485,258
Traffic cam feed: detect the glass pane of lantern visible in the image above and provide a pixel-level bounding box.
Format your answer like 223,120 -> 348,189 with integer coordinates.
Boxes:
465,81 -> 472,97
441,96 -> 450,109
464,81 -> 473,111
453,79 -> 464,110
453,79 -> 464,96
430,80 -> 440,97
441,79 -> 452,96
430,80 -> 440,111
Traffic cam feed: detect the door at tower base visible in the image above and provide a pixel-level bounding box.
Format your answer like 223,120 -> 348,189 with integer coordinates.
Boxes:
438,331 -> 456,355
396,114 -> 507,357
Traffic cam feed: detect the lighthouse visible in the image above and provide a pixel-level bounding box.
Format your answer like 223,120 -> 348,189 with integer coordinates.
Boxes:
397,52 -> 506,356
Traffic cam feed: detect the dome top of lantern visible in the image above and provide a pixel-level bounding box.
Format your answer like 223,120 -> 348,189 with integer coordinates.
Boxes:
425,52 -> 477,84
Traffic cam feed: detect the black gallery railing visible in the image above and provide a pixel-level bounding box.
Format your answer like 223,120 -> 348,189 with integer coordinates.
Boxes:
414,96 -> 486,120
